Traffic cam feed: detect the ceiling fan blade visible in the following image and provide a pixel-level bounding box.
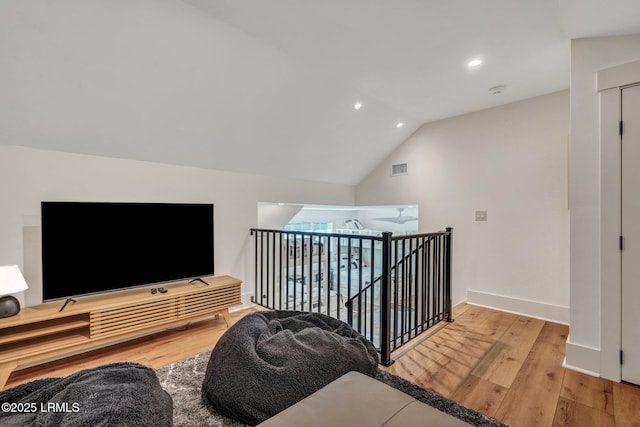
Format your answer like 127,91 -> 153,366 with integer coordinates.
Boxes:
373,217 -> 401,222
373,208 -> 418,224
397,216 -> 418,224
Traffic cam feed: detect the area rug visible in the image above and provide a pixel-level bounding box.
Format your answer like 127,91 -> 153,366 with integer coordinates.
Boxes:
155,350 -> 507,427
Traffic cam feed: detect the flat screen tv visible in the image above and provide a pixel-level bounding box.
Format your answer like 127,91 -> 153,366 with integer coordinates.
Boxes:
41,202 -> 214,301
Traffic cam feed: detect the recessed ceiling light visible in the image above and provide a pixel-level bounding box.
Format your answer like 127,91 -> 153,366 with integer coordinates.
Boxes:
354,102 -> 362,110
467,59 -> 482,68
396,122 -> 404,128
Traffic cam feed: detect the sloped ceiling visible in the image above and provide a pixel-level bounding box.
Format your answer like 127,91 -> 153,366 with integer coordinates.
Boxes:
1,1 -> 639,185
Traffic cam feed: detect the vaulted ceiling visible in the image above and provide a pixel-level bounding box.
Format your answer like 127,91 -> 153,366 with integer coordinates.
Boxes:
2,1 -> 640,185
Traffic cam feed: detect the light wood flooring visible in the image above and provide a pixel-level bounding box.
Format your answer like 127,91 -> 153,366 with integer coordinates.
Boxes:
4,304 -> 640,426
385,304 -> 640,427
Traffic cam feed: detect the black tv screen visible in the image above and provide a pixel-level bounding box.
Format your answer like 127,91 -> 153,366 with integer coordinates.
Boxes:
41,202 -> 214,301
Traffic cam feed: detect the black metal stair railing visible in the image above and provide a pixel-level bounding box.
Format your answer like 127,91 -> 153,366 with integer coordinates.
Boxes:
250,227 -> 453,365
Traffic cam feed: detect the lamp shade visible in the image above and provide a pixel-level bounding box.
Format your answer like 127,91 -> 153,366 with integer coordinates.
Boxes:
0,265 -> 29,295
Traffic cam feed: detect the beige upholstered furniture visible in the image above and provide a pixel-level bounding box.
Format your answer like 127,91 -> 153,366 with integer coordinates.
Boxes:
258,371 -> 471,427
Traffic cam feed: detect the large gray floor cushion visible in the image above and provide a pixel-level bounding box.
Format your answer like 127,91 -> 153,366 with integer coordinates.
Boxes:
0,362 -> 173,427
202,310 -> 379,425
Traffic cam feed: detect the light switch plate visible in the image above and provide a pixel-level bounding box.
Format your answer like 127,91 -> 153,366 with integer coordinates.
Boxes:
475,210 -> 487,221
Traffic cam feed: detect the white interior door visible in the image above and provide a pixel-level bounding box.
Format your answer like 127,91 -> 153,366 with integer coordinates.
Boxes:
622,84 -> 640,385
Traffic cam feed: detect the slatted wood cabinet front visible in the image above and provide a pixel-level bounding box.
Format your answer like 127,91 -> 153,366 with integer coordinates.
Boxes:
0,275 -> 241,390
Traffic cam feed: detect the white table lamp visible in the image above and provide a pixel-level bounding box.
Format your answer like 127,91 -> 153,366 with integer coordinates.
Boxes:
0,265 -> 29,318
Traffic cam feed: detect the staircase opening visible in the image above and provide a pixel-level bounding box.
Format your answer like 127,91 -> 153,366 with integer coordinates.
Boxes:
249,226 -> 453,366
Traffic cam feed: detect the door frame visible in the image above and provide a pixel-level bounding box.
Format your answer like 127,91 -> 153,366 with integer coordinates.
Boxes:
599,59 -> 640,382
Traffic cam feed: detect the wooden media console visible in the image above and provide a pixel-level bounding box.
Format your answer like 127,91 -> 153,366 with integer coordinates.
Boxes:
0,275 -> 241,390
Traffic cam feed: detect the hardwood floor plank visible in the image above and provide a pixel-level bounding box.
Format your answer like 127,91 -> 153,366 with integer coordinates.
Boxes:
385,345 -> 431,379
613,381 -> 640,427
415,326 -> 495,395
450,374 -> 508,418
471,310 -> 519,340
471,316 -> 544,388
552,397 -> 615,427
560,368 -> 614,414
452,302 -> 472,318
452,304 -> 497,329
493,331 -> 566,426
536,321 -> 569,347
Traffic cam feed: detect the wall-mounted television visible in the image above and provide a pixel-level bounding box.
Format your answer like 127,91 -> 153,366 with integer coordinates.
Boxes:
41,202 -> 214,301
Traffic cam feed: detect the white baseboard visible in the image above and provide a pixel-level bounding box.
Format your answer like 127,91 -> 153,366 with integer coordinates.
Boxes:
564,336 -> 601,378
467,289 -> 569,324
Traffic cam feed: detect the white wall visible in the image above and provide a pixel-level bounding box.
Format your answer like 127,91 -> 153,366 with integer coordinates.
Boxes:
257,204 -> 303,229
568,35 -> 640,378
0,145 -> 354,307
0,0 -> 416,186
356,91 -> 570,318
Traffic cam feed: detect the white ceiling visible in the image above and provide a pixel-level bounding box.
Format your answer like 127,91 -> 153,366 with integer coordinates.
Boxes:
2,1 -> 640,185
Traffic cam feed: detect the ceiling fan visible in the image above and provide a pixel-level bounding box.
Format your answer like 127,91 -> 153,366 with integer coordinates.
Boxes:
373,208 -> 418,224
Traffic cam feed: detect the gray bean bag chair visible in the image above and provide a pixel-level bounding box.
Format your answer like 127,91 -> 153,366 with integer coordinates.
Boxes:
202,310 -> 379,425
0,362 -> 173,427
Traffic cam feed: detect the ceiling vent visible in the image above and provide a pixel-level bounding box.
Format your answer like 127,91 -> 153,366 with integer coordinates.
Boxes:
391,163 -> 408,176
